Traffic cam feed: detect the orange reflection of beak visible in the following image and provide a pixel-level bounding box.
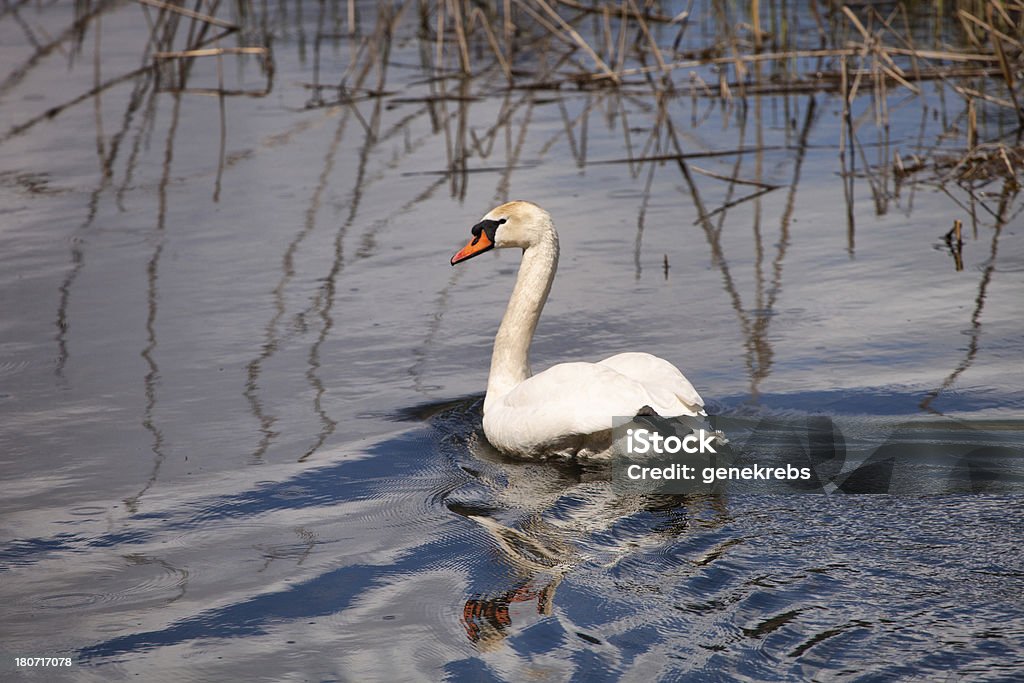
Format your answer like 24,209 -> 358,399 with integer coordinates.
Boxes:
450,231 -> 494,265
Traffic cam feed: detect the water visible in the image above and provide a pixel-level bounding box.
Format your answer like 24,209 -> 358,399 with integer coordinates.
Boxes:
1,2 -> 1023,680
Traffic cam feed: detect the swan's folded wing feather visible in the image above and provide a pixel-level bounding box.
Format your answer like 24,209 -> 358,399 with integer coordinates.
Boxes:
597,352 -> 705,412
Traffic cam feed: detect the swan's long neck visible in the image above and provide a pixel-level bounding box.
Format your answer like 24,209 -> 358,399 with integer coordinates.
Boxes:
484,223 -> 559,413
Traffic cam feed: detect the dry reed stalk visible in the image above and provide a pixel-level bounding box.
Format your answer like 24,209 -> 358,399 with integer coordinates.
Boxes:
846,53 -> 865,106
750,0 -> 762,50
958,7 -> 1023,49
435,0 -> 445,71
578,44 -> 1005,84
967,97 -> 977,148
956,10 -> 984,49
953,84 -> 1015,109
946,219 -> 965,271
526,0 -> 618,81
468,7 -> 513,81
135,0 -> 237,30
600,4 -> 612,63
884,47 -> 1001,62
555,0 -> 675,23
447,0 -> 471,74
152,46 -> 269,59
986,4 -> 1024,126
504,0 -> 512,44
840,54 -> 850,155
669,4 -> 691,40
718,63 -> 732,100
998,146 -> 1016,181
872,50 -> 883,134
842,6 -> 919,96
841,6 -> 871,45
625,0 -> 668,77
990,0 -> 1017,28
897,5 -> 923,89
700,186 -> 776,222
689,164 -> 779,189
865,42 -> 915,93
214,45 -> 225,201
714,0 -> 747,93
612,0 -> 628,75
587,146 -> 787,166
877,62 -> 920,94
90,11 -> 105,142
585,49 -> 758,82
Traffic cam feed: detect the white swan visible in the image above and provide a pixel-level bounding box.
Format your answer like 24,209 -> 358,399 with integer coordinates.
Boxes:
450,200 -> 705,459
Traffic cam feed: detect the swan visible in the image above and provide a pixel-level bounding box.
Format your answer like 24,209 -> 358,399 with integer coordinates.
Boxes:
450,200 -> 706,459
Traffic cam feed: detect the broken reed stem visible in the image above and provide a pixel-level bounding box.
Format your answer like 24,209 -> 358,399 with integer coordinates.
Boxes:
946,219 -> 965,271
153,46 -> 268,59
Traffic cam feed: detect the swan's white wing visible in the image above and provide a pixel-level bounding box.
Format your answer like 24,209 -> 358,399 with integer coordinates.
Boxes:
483,360 -> 702,456
598,352 -> 705,413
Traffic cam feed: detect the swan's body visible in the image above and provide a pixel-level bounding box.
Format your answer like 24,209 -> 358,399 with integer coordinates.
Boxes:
450,201 -> 705,459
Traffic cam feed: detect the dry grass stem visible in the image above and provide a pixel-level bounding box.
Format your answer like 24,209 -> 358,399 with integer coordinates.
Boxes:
134,0 -> 237,30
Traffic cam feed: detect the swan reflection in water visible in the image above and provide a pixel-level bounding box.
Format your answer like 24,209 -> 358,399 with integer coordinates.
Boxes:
443,426 -> 729,650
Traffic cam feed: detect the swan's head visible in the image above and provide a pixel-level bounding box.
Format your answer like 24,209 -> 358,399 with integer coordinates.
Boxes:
450,201 -> 553,265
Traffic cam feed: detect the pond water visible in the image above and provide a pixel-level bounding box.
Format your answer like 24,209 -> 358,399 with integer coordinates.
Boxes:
1,2 -> 1022,681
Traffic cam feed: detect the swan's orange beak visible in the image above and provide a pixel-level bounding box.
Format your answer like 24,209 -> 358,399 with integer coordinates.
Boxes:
451,231 -> 494,265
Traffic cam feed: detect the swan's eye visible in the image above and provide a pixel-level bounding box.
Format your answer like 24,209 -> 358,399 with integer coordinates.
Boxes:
469,218 -> 507,245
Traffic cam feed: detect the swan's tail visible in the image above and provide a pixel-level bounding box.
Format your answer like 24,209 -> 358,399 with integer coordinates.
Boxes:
632,406 -> 729,446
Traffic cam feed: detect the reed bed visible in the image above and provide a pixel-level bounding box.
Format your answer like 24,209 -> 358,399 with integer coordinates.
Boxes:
3,0 -> 1022,209
414,0 -> 1023,181
4,2 -> 1021,182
